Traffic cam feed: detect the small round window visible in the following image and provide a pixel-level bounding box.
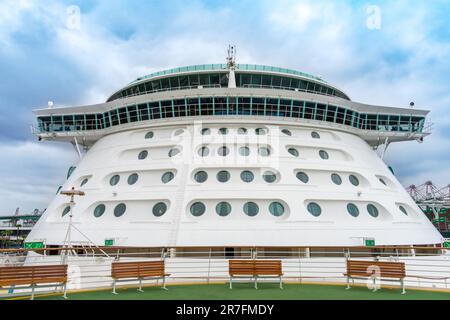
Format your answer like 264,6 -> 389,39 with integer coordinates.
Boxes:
367,204 -> 379,218
153,202 -> 167,217
62,206 -> 71,217
138,150 -> 148,160
161,172 -> 175,184
239,146 -> 250,157
114,203 -> 126,217
244,202 -> 259,217
169,148 -> 181,157
110,175 -> 120,186
238,128 -> 248,135
311,132 -> 321,139
174,129 -> 185,136
128,173 -> 139,185
219,128 -> 228,135
199,146 -> 210,157
307,202 -> 322,217
296,172 -> 309,184
319,150 -> 329,160
288,148 -> 299,157
190,202 -> 206,217
399,206 -> 408,216
379,178 -> 387,186
217,171 -> 230,183
349,175 -> 360,186
269,202 -> 285,217
201,128 -> 211,136
263,171 -> 277,183
331,174 -> 342,185
258,147 -> 271,157
241,171 -> 254,183
93,204 -> 105,218
80,178 -> 89,187
282,129 -> 292,136
218,146 -> 229,157
145,131 -> 154,139
347,203 -> 359,217
216,202 -> 232,217
255,128 -> 267,135
194,171 -> 208,183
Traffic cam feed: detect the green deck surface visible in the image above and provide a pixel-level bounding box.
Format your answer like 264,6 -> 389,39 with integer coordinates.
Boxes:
34,283 -> 450,300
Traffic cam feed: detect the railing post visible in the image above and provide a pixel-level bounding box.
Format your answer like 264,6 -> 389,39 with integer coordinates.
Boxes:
207,248 -> 212,284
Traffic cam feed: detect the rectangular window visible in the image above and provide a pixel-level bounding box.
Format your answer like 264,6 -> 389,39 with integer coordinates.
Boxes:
292,100 -> 303,118
199,74 -> 209,86
316,104 -> 327,121
266,98 -> 278,116
238,97 -> 251,115
252,97 -> 265,115
138,104 -> 149,121
200,97 -> 213,115
149,102 -> 160,119
251,74 -> 262,86
271,76 -> 282,88
279,99 -> 291,117
214,97 -> 227,115
304,102 -> 315,119
173,99 -> 186,117
189,74 -> 200,87
170,77 -> 179,89
187,98 -> 200,116
326,106 -> 337,123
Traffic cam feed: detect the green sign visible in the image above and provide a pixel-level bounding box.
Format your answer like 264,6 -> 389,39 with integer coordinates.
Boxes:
104,239 -> 114,247
24,242 -> 44,249
365,239 -> 376,247
444,242 -> 450,248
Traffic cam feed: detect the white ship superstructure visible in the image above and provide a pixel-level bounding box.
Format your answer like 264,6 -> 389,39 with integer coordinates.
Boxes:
27,52 -> 442,248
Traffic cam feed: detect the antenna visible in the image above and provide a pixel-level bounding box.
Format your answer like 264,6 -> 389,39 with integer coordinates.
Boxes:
227,45 -> 237,70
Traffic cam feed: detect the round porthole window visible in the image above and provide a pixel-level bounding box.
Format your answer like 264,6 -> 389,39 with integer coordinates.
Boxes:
288,148 -> 299,157
367,204 -> 379,218
296,172 -> 309,184
238,128 -> 248,135
145,131 -> 154,139
194,171 -> 208,183
258,147 -> 271,157
244,202 -> 259,217
93,204 -> 105,218
239,146 -> 250,157
216,202 -> 232,217
217,171 -> 230,183
282,129 -> 292,136
62,206 -> 71,217
331,174 -> 342,185
153,202 -> 167,217
127,173 -> 139,185
201,128 -> 211,135
110,175 -> 120,186
114,203 -> 126,217
349,175 -> 360,186
269,202 -> 285,217
319,150 -> 329,160
161,172 -> 175,184
311,132 -> 320,139
307,202 -> 322,217
174,129 -> 185,136
190,202 -> 206,217
138,150 -> 148,160
240,171 -> 254,183
218,146 -> 229,157
399,206 -> 408,216
379,178 -> 387,186
80,178 -> 89,187
255,128 -> 267,135
199,146 -> 210,157
169,148 -> 181,157
347,203 -> 359,217
219,128 -> 229,135
262,171 -> 277,183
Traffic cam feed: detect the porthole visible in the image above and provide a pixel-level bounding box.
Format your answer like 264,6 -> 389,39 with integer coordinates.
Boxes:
80,178 -> 89,187
127,173 -> 139,185
282,129 -> 292,136
296,172 -> 309,184
244,202 -> 259,217
238,128 -> 248,135
201,128 -> 211,136
319,150 -> 329,160
93,204 -> 105,218
110,175 -> 120,186
347,203 -> 359,217
262,171 -> 277,183
311,132 -> 321,139
174,129 -> 185,136
62,206 -> 71,217
307,202 -> 322,217
194,171 -> 208,183
269,202 -> 285,217
367,204 -> 379,218
258,147 -> 271,157
199,146 -> 210,157
219,128 -> 228,135
190,202 -> 206,217
255,128 -> 267,135
217,171 -> 230,183
240,171 -> 254,183
168,148 -> 181,158
161,172 -> 175,184
379,178 -> 387,186
349,175 -> 360,186
114,203 -> 126,217
239,146 -> 250,156
216,202 -> 232,217
399,206 -> 408,216
153,202 -> 167,217
218,146 -> 229,157
288,148 -> 299,157
331,174 -> 342,185
138,150 -> 148,160
145,131 -> 154,139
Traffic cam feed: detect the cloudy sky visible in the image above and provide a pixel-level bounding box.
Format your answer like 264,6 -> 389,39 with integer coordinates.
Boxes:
1,0 -> 449,215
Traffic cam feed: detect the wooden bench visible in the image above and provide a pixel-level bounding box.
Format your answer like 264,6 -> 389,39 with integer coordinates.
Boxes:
111,260 -> 170,294
229,260 -> 283,289
0,265 -> 68,300
344,260 -> 406,294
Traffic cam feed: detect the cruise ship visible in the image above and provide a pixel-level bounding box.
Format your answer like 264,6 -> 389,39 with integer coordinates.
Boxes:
26,47 -> 442,250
